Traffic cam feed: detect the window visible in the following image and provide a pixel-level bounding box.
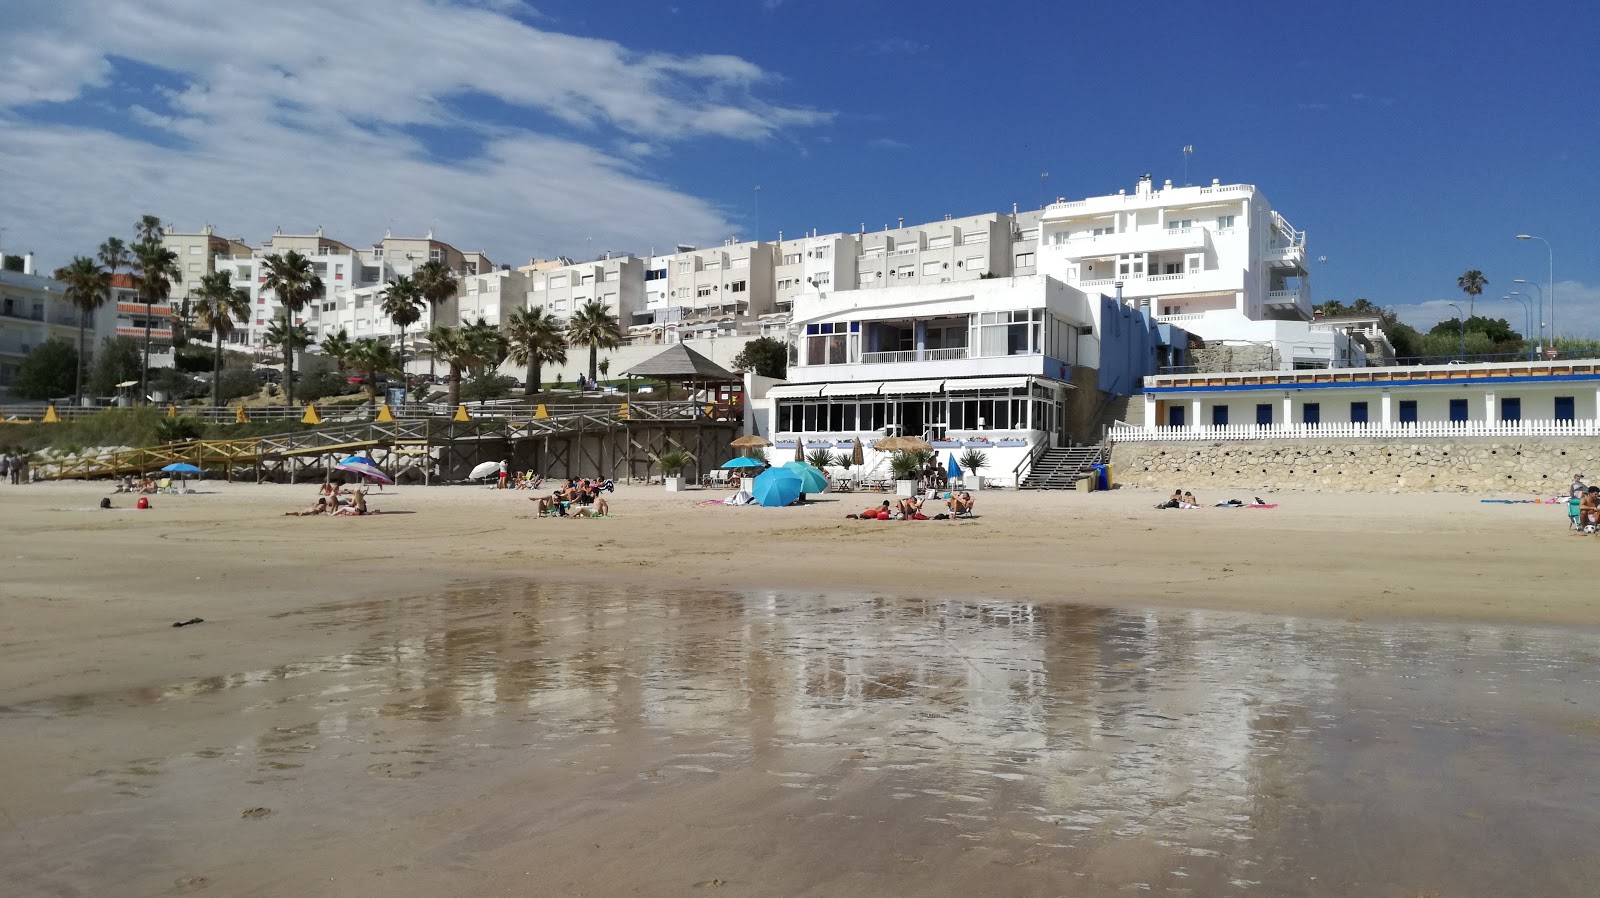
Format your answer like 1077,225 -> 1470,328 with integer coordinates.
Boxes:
1500,397 -> 1521,422
257,297 -> 266,304
532,280 -> 545,292
803,322 -> 856,365
1212,405 -> 1229,426
1350,401 -> 1368,424
187,245 -> 201,255
428,249 -> 442,262
927,235 -> 953,250
965,256 -> 985,271
372,247 -> 383,258
962,232 -> 988,245
1092,226 -> 1115,236
783,253 -> 802,265
188,262 -> 202,272
696,286 -> 712,298
1163,262 -> 1182,274
581,274 -> 595,285
645,268 -> 666,281
1449,398 -> 1468,423
1216,215 -> 1236,230
678,260 -> 693,272
977,311 -> 1037,357
813,273 -> 830,288
921,261 -> 942,276
813,245 -> 831,259
1556,396 -> 1576,421
729,280 -> 747,293
1399,400 -> 1418,423
1167,219 -> 1193,231
1256,403 -> 1273,426
547,275 -> 567,289
1014,252 -> 1034,268
896,265 -> 914,278
730,256 -> 748,269
1302,403 -> 1320,425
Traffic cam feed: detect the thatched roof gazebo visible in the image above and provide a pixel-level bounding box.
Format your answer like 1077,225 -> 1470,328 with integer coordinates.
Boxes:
622,343 -> 740,404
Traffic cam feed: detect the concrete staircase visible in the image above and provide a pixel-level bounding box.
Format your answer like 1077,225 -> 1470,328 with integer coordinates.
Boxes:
1019,444 -> 1109,490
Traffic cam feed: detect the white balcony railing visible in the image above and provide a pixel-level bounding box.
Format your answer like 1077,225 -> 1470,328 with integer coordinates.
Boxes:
1146,272 -> 1186,282
1266,289 -> 1304,303
1110,419 -> 1600,443
858,346 -> 970,365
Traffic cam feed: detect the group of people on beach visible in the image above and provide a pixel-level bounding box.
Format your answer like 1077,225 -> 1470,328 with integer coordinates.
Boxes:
532,477 -> 614,517
285,482 -> 377,516
1155,489 -> 1202,509
0,453 -> 28,484
847,491 -> 975,521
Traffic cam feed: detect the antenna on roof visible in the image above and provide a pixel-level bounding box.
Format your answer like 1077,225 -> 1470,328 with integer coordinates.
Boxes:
1182,145 -> 1194,186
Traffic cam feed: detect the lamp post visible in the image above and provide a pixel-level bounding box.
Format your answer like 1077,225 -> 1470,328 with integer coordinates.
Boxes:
1513,278 -> 1545,354
1504,294 -> 1532,360
1515,235 -> 1555,344
1447,302 -> 1466,362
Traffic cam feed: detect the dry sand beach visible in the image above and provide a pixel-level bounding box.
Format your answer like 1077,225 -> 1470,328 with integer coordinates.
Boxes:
3,482 -> 1600,895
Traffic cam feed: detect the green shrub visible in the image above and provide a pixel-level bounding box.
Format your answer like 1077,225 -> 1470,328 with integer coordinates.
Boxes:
657,449 -> 693,475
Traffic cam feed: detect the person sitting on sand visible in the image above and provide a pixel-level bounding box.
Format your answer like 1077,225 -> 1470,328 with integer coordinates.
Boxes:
896,496 -> 924,518
533,491 -> 568,516
1181,490 -> 1199,509
728,472 -> 742,491
285,497 -> 330,516
1580,487 -> 1600,533
948,491 -> 975,517
334,490 -> 375,516
138,477 -> 157,494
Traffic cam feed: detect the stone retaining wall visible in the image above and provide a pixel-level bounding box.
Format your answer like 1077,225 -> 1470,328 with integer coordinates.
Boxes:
1109,437 -> 1599,493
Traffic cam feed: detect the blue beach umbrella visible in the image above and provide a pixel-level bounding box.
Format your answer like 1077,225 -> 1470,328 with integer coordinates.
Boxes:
161,462 -> 202,474
751,467 -> 803,507
722,456 -> 766,469
336,456 -> 394,484
947,453 -> 962,480
780,461 -> 829,493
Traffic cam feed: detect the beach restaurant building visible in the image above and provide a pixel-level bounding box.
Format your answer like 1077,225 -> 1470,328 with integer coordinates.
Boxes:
1110,358 -> 1600,440
751,274 -> 1187,484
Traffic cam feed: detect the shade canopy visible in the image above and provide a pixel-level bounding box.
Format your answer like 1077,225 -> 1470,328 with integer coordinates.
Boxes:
781,461 -> 829,493
947,453 -> 962,479
161,462 -> 202,474
722,456 -> 766,469
730,434 -> 771,449
621,343 -> 737,381
751,467 -> 803,507
849,439 -> 865,467
468,461 -> 500,480
876,436 -> 933,452
337,457 -> 394,484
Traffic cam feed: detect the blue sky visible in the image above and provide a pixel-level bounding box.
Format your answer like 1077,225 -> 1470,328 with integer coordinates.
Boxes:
1,0 -> 1595,334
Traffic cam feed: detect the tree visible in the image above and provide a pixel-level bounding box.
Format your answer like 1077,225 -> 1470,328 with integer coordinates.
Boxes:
88,337 -> 143,396
421,319 -> 503,407
958,448 -> 990,476
320,328 -> 355,374
1457,270 -> 1487,317
345,337 -> 402,403
732,335 -> 789,379
263,316 -> 316,400
598,358 -> 611,380
53,256 -> 111,403
503,306 -> 567,395
131,240 -> 180,401
98,237 -> 131,287
259,250 -> 325,406
12,339 -> 78,401
1387,322 -> 1425,360
567,299 -> 620,383
806,448 -> 837,469
379,275 -> 424,380
134,214 -> 165,245
2,254 -> 23,272
412,259 -> 458,384
191,270 -> 251,407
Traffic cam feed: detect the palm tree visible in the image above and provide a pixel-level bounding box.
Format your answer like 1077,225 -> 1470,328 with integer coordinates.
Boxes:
344,337 -> 402,404
422,318 -> 503,407
260,250 -> 325,406
567,299 -> 621,384
1458,270 -> 1487,317
263,316 -> 316,400
98,237 -> 131,286
134,214 -> 165,246
503,306 -> 567,395
53,256 -> 111,403
191,270 -> 251,408
131,240 -> 180,402
379,275 -> 424,382
463,316 -> 509,370
412,259 -> 458,381
320,328 -> 355,374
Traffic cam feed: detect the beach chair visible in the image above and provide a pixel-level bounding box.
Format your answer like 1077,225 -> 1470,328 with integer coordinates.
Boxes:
158,477 -> 174,494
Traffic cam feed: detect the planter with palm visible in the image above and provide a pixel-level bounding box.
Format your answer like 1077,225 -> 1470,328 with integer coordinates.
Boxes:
957,448 -> 988,487
191,270 -> 251,408
131,240 -> 179,402
52,256 -> 110,404
567,300 -> 621,384
379,275 -> 423,383
1458,270 -> 1487,317
260,250 -> 326,406
412,260 -> 458,381
657,448 -> 693,491
806,448 -> 837,470
503,306 -> 566,395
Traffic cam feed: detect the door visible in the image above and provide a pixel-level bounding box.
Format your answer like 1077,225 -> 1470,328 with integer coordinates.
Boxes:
1168,405 -> 1185,427
1449,398 -> 1468,423
1256,403 -> 1273,426
1212,405 -> 1229,426
1556,396 -> 1575,421
1399,400 -> 1418,424
899,399 -> 925,438
1350,401 -> 1368,424
1302,402 -> 1320,425
1500,397 -> 1521,422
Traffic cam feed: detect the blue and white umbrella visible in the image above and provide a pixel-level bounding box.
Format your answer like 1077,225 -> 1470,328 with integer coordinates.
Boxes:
336,456 -> 393,484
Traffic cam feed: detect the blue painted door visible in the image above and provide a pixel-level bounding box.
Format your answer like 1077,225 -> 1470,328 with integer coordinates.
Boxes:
1256,403 -> 1273,426
1212,405 -> 1229,426
1500,397 -> 1521,422
1168,405 -> 1185,427
1556,396 -> 1575,421
1399,400 -> 1418,423
1449,399 -> 1468,422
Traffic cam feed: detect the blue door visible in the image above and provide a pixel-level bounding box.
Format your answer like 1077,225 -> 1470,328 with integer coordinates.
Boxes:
1449,398 -> 1469,423
1399,400 -> 1418,423
1556,396 -> 1575,421
1500,397 -> 1521,422
1212,405 -> 1229,426
1302,402 -> 1320,425
1168,405 -> 1185,427
1350,401 -> 1368,424
1256,403 -> 1273,426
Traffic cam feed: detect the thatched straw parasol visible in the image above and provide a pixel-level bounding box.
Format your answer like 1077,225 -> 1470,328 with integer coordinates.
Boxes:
730,434 -> 772,449
875,435 -> 933,453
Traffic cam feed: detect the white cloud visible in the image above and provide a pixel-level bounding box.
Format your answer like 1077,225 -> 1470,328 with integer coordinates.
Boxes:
0,0 -> 830,266
866,137 -> 910,151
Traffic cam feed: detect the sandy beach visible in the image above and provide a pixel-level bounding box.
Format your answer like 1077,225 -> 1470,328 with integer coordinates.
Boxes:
4,481 -> 1599,896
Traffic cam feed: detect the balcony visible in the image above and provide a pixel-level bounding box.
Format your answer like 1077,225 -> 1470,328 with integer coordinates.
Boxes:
1265,288 -> 1307,307
1264,243 -> 1306,267
116,326 -> 174,340
860,347 -> 969,365
1044,225 -> 1212,261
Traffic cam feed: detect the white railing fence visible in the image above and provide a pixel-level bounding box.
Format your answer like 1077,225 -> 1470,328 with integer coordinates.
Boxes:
1109,420 -> 1600,442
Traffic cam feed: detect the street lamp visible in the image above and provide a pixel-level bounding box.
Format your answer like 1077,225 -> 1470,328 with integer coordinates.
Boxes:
1513,278 -> 1545,352
1504,294 -> 1532,360
1447,302 -> 1466,362
1515,235 -> 1555,344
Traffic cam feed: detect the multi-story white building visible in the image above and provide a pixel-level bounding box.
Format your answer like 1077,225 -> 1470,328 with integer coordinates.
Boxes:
106,273 -> 176,370
0,254 -> 99,399
516,252 -> 643,329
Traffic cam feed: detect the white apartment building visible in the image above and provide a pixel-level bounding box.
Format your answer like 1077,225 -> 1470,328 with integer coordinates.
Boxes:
0,254 -> 101,398
1036,175 -> 1357,370
517,253 -> 643,328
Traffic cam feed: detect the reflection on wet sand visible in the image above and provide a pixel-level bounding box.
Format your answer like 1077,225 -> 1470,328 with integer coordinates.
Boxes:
5,583 -> 1600,895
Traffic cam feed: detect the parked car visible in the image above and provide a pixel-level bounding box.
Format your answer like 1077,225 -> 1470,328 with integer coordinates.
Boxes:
255,368 -> 282,382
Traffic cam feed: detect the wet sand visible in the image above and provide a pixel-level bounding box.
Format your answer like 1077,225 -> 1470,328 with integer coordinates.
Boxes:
3,482 -> 1600,894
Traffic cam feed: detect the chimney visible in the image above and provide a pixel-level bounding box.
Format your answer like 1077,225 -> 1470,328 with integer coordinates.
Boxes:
897,217 -> 904,228
1114,281 -> 1123,304
1012,202 -> 1018,214
22,252 -> 34,275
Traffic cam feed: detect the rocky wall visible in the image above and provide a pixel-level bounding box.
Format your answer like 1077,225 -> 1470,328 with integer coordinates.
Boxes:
1110,437 -> 1599,494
